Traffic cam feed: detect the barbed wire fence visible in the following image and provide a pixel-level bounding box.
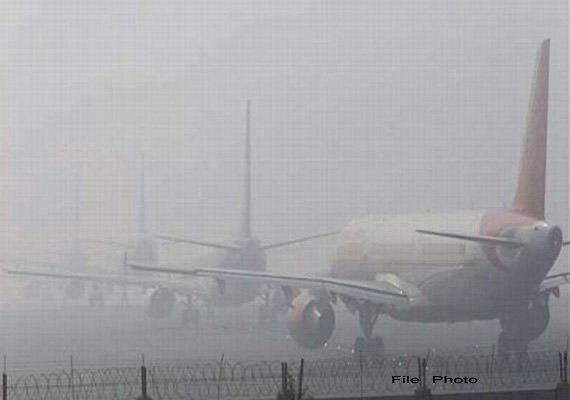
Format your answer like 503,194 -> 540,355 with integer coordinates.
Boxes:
1,349 -> 568,400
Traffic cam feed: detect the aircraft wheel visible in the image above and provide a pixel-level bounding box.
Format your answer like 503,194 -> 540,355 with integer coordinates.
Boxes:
206,309 -> 215,324
88,293 -> 96,308
497,331 -> 512,359
192,309 -> 201,327
497,331 -> 529,360
368,335 -> 386,356
97,292 -> 104,307
257,305 -> 270,326
353,336 -> 385,357
182,309 -> 201,328
353,337 -> 365,356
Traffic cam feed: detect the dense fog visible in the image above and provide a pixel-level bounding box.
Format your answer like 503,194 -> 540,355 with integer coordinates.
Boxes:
0,0 -> 566,363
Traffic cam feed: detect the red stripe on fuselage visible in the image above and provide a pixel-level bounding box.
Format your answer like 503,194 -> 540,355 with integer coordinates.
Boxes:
479,210 -> 537,271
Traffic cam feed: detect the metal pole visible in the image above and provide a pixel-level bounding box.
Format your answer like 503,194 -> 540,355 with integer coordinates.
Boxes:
297,358 -> 304,400
281,362 -> 288,395
359,349 -> 364,400
422,358 -> 427,393
2,356 -> 6,400
139,353 -> 146,399
558,352 -> 564,383
216,354 -> 224,400
70,355 -> 76,400
564,351 -> 568,385
417,357 -> 422,390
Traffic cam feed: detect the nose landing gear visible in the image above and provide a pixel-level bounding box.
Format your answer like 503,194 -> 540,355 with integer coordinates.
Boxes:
353,302 -> 385,357
181,295 -> 201,328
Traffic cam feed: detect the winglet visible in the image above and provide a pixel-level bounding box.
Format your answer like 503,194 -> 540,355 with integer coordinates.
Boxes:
511,39 -> 550,219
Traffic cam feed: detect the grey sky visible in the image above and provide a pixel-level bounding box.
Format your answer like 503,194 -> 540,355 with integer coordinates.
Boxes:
0,1 -> 566,277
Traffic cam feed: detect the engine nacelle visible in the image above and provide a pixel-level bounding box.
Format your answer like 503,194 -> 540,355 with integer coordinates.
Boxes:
147,288 -> 176,319
287,293 -> 335,349
65,280 -> 85,299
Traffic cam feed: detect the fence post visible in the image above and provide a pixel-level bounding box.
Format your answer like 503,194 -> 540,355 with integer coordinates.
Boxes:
297,358 -> 304,400
280,362 -> 288,396
2,355 -> 6,400
138,354 -> 152,400
414,357 -> 431,398
70,355 -> 76,400
359,348 -> 363,400
555,351 -> 569,400
564,351 -> 568,386
216,354 -> 224,400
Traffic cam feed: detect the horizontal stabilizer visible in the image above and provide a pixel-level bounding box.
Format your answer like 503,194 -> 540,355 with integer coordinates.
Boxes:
155,234 -> 240,251
261,231 -> 340,250
416,229 -> 525,248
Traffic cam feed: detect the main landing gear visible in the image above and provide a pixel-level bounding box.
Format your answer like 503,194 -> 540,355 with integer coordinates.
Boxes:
88,285 -> 104,307
497,295 -> 550,358
353,302 -> 385,357
181,295 -> 201,328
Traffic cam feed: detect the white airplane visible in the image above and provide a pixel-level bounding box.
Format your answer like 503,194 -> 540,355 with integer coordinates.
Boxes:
128,39 -> 569,357
2,175 -> 106,304
6,102 -> 337,325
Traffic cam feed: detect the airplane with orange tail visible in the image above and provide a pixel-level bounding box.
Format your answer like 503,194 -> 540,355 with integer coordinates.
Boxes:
128,39 -> 569,356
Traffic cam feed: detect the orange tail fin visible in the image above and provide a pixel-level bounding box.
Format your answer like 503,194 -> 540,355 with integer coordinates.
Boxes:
511,39 -> 550,219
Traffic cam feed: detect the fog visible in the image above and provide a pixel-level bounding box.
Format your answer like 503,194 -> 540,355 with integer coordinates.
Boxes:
0,0 -> 567,362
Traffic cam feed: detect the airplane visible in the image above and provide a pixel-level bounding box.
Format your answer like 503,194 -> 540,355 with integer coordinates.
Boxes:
2,174 -> 105,304
6,102 -> 338,325
87,153 -> 161,267
5,153 -> 174,309
127,39 -> 569,357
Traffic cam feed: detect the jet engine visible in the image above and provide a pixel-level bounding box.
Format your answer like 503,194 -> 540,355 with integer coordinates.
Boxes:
287,293 -> 335,349
65,280 -> 85,299
147,288 -> 176,319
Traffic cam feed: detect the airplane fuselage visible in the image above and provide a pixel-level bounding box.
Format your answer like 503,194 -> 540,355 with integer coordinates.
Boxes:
331,209 -> 561,323
190,239 -> 267,307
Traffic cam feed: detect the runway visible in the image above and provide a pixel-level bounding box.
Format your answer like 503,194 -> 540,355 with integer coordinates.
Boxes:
0,287 -> 567,367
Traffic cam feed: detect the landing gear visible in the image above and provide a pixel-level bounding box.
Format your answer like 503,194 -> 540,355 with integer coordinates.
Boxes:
353,302 -> 385,357
120,287 -> 130,308
181,295 -> 201,328
497,295 -> 550,359
257,299 -> 277,327
181,308 -> 201,328
497,331 -> 528,357
88,288 -> 104,307
353,335 -> 385,356
206,307 -> 216,324
257,304 -> 269,326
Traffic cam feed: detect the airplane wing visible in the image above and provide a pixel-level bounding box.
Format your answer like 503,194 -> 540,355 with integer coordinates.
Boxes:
3,267 -> 198,295
0,258 -> 58,268
127,262 -> 410,306
540,272 -> 570,292
154,235 -> 241,251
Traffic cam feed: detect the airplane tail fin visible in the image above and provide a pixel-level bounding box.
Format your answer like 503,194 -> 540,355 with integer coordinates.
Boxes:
72,171 -> 81,252
239,100 -> 252,239
138,152 -> 147,234
511,39 -> 550,220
